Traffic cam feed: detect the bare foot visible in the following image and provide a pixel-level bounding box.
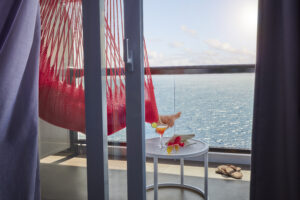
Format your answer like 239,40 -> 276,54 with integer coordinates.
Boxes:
159,112 -> 181,127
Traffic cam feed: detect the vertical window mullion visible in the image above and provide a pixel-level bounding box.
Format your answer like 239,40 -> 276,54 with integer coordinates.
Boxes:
82,0 -> 109,199
124,0 -> 146,199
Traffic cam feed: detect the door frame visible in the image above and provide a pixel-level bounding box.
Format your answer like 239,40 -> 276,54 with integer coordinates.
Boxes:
124,0 -> 147,200
82,0 -> 146,199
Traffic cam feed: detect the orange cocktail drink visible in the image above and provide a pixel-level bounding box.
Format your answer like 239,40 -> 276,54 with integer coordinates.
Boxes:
155,124 -> 168,148
156,126 -> 167,135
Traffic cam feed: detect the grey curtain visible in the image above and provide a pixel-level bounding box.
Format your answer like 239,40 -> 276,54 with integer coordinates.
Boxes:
0,0 -> 40,199
250,0 -> 300,199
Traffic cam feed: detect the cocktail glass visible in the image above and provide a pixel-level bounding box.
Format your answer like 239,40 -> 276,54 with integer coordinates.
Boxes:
155,124 -> 168,148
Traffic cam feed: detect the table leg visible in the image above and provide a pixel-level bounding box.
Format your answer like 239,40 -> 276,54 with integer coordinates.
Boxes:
180,158 -> 184,185
204,153 -> 208,200
154,157 -> 158,200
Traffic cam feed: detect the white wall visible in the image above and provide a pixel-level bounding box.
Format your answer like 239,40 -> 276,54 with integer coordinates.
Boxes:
39,119 -> 70,158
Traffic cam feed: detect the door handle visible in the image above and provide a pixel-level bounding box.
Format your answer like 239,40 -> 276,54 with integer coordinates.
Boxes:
123,38 -> 134,72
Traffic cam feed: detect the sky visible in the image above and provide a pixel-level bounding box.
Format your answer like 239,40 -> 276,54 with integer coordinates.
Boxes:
143,0 -> 258,66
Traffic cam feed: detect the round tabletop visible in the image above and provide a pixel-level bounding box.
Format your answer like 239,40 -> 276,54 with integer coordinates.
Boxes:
146,137 -> 209,159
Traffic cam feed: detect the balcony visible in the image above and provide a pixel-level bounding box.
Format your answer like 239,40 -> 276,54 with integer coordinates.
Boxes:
41,153 -> 250,200
40,64 -> 254,200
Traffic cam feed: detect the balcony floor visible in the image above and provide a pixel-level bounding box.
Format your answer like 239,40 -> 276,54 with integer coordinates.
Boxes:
41,156 -> 250,200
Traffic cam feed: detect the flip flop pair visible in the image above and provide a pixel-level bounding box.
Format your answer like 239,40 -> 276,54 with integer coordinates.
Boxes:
215,164 -> 243,179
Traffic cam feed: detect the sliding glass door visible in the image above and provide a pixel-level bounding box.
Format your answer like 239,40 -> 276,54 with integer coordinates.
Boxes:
39,0 -> 88,199
82,0 -> 146,199
39,0 -> 146,199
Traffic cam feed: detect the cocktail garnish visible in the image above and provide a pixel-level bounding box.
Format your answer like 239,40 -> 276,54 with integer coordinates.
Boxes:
151,122 -> 157,128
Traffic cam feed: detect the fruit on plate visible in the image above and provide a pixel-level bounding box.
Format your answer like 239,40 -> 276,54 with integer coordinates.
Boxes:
166,135 -> 192,154
167,146 -> 173,154
174,144 -> 179,151
151,122 -> 157,128
166,134 -> 195,145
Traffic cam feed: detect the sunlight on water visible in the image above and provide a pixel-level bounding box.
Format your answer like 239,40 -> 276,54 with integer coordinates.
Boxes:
106,73 -> 254,149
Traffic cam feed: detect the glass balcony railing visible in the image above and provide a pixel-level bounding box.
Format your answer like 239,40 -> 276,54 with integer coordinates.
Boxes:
79,65 -> 255,150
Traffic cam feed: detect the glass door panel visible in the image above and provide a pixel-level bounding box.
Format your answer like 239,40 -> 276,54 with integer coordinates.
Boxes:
39,0 -> 87,199
39,121 -> 87,200
103,0 -> 129,199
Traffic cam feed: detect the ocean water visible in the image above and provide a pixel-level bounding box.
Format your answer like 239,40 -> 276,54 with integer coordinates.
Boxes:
106,73 -> 255,149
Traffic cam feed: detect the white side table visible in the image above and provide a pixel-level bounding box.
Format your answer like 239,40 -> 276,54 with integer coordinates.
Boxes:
146,137 -> 209,200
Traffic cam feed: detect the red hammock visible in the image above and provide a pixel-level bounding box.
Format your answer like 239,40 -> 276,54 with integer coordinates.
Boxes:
39,0 -> 159,135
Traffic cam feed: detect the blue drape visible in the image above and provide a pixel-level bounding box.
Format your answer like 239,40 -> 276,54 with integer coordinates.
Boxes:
0,0 -> 40,199
251,0 -> 300,199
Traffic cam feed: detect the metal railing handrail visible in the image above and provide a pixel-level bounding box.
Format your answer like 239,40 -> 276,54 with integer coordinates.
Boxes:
149,64 -> 255,75
68,64 -> 255,77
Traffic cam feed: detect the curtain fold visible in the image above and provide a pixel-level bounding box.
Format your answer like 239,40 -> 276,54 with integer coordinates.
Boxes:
0,0 -> 40,199
250,0 -> 300,199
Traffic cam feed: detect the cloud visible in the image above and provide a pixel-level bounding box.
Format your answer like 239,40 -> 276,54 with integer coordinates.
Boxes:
148,49 -> 255,66
147,37 -> 163,43
202,50 -> 218,56
205,39 -> 236,53
167,42 -> 195,54
237,48 -> 256,57
205,39 -> 255,57
168,41 -> 184,48
180,25 -> 198,37
147,50 -> 193,66
146,39 -> 256,66
148,50 -> 164,62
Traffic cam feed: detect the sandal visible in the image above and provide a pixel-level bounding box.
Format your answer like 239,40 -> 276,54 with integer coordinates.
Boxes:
215,164 -> 243,179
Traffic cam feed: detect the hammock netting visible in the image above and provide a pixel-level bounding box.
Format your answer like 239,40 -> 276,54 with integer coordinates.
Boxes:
39,0 -> 159,135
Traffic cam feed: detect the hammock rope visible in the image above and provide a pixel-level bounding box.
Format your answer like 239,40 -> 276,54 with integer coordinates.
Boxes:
39,0 -> 159,135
